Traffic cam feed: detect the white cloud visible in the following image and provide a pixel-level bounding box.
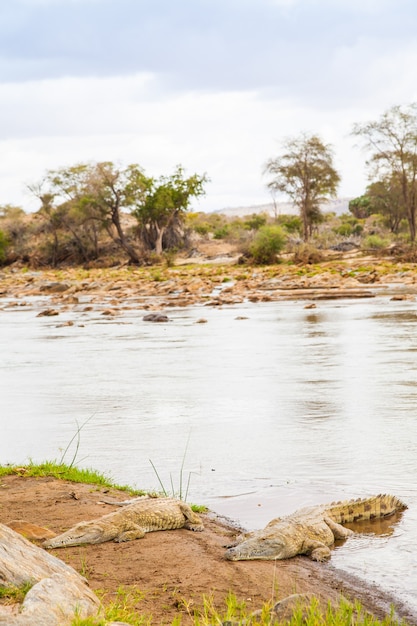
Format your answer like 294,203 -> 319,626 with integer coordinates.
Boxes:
0,1 -> 416,212
0,72 -> 371,212
330,37 -> 417,105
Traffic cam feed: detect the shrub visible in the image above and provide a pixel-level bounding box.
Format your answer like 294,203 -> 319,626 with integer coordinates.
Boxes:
334,215 -> 363,237
247,225 -> 286,264
163,249 -> 178,267
335,223 -> 353,237
362,234 -> 390,250
213,225 -> 230,239
0,230 -> 9,263
352,223 -> 364,235
293,243 -> 325,264
243,213 -> 268,231
280,215 -> 302,234
186,212 -> 228,238
193,223 -> 211,235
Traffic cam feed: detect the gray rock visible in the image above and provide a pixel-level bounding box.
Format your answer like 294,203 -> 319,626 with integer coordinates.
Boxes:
0,523 -> 100,625
143,313 -> 169,322
330,241 -> 359,251
39,282 -> 70,293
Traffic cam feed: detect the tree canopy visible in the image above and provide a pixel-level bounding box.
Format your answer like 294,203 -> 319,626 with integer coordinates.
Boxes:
134,166 -> 208,255
352,103 -> 417,241
36,162 -> 149,264
28,162 -> 207,264
264,134 -> 340,241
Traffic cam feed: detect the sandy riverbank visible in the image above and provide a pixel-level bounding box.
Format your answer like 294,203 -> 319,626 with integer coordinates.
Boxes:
0,475 -> 415,623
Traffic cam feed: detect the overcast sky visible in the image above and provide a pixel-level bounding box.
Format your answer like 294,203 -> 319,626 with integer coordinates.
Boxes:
1,0 -> 417,212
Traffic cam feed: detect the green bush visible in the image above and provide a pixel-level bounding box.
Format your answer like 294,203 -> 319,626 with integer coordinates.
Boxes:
193,223 -> 211,235
335,223 -> 353,237
186,211 -> 228,237
0,229 -> 9,263
362,234 -> 390,250
213,225 -> 230,239
334,215 -> 363,237
248,225 -> 286,264
276,214 -> 302,235
282,215 -> 302,234
293,242 -> 325,264
243,213 -> 268,231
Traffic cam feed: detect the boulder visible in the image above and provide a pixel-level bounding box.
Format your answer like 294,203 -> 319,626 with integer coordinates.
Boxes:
6,521 -> 55,541
0,523 -> 100,625
143,313 -> 169,322
39,282 -> 70,293
36,309 -> 59,317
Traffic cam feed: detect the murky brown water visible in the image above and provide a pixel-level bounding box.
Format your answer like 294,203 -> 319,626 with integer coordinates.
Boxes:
1,295 -> 417,613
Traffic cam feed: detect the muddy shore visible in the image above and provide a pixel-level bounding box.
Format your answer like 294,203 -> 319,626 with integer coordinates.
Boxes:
0,475 -> 415,624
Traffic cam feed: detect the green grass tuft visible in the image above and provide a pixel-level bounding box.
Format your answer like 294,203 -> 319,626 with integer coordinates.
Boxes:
0,461 -> 145,495
70,592 -> 409,625
190,504 -> 208,514
0,581 -> 34,604
71,586 -> 151,626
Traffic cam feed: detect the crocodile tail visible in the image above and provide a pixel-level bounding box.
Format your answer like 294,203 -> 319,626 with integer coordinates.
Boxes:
326,494 -> 407,524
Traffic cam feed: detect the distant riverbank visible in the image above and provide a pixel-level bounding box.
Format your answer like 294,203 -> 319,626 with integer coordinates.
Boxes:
1,254 -> 417,314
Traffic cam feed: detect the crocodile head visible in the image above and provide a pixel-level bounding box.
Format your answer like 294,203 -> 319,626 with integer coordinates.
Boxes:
43,521 -> 108,548
224,531 -> 293,561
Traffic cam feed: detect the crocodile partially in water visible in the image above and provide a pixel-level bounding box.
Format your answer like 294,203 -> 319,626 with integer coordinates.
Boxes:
224,494 -> 407,562
43,497 -> 204,548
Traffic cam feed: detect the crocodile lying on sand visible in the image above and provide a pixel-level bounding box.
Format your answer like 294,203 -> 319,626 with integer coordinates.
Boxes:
43,497 -> 204,548
224,494 -> 406,562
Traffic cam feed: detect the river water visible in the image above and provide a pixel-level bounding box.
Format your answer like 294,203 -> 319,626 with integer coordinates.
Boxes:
1,292 -> 417,614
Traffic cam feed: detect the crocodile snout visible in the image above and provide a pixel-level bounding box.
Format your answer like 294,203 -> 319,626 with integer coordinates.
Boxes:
224,546 -> 238,561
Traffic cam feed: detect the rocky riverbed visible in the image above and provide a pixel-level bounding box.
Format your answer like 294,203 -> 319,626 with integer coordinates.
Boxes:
1,253 -> 417,319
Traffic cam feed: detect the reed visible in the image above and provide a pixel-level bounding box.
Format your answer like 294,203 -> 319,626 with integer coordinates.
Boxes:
149,433 -> 195,501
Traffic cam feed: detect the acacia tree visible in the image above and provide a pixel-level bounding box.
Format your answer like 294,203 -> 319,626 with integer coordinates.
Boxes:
134,166 -> 208,254
30,165 -> 103,264
366,176 -> 407,233
0,205 -> 29,262
86,162 -> 148,263
264,134 -> 340,241
349,195 -> 373,219
31,162 -> 149,264
349,176 -> 406,234
352,103 -> 417,241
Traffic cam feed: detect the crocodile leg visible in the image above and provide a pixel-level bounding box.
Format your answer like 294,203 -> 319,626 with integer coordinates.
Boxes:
302,539 -> 332,561
114,525 -> 146,542
324,517 -> 354,540
179,503 -> 205,531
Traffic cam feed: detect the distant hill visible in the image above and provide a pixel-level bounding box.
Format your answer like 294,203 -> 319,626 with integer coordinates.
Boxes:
213,198 -> 352,218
